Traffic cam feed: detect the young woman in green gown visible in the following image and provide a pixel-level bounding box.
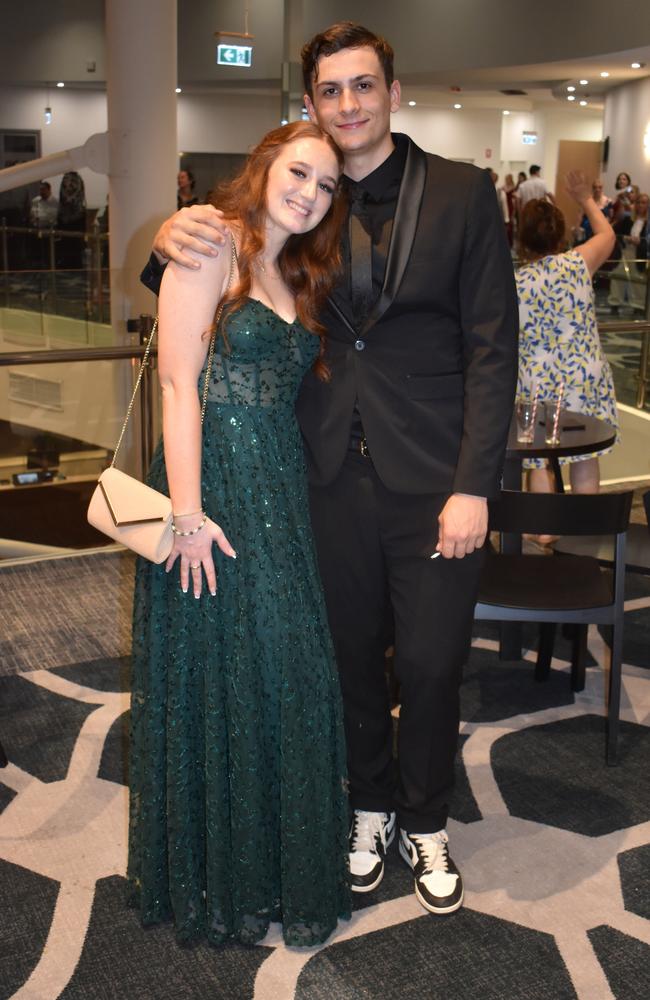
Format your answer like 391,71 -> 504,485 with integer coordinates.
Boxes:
128,121 -> 351,947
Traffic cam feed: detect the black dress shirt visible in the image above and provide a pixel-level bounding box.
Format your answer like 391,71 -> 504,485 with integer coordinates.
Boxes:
342,135 -> 408,440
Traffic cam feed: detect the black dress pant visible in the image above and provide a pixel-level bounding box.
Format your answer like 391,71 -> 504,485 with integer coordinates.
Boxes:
309,450 -> 483,834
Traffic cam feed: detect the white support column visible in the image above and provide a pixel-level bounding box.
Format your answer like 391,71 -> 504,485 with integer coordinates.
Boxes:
105,0 -> 177,341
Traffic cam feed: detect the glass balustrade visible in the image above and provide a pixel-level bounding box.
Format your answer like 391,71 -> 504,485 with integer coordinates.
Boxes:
0,251 -> 647,560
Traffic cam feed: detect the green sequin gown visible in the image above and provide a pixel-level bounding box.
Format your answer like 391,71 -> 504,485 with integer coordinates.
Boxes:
128,300 -> 351,947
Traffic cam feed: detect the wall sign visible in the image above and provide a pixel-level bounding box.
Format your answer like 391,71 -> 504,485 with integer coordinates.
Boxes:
217,44 -> 252,67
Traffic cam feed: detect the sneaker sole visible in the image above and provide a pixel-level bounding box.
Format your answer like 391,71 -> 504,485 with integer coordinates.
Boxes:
398,839 -> 464,915
350,824 -> 396,894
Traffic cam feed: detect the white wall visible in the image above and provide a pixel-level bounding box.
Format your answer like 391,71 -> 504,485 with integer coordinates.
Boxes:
178,93 -> 278,154
0,86 -> 280,210
0,86 -> 108,208
392,106 -> 501,168
0,83 -> 610,208
391,103 -> 603,186
602,77 -> 650,197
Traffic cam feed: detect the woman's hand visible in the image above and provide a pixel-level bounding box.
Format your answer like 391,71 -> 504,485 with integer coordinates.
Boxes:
165,515 -> 237,598
565,169 -> 592,207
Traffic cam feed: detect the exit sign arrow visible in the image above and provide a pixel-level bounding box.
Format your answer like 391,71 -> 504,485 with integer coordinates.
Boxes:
217,43 -> 252,67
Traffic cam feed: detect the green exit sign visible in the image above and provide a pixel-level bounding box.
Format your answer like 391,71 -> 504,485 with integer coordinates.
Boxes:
217,44 -> 252,67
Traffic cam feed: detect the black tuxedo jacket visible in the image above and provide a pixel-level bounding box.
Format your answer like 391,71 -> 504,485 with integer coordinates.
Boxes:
296,136 -> 518,498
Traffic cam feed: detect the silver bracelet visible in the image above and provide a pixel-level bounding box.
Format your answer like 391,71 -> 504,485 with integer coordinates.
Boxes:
171,514 -> 207,537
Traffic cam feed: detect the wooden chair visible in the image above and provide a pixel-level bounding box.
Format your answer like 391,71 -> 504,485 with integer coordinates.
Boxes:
475,490 -> 633,764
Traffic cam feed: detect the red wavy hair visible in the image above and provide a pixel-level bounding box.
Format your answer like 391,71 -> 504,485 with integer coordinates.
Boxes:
208,121 -> 347,380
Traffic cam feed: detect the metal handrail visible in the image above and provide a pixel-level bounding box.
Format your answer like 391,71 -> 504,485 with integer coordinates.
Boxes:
0,319 -> 158,474
0,345 -> 154,366
598,320 -> 650,333
0,223 -> 107,240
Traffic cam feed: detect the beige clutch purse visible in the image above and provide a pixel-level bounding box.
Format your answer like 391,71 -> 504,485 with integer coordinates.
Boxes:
87,465 -> 173,563
87,240 -> 236,563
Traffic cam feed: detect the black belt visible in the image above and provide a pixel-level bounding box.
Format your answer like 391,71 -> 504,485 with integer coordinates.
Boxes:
349,434 -> 371,457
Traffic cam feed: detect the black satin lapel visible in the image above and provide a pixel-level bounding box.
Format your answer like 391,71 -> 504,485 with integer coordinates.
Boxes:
362,140 -> 427,334
326,290 -> 356,335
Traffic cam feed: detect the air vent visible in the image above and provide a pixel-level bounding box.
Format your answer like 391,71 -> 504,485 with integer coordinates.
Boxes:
500,89 -> 528,96
9,371 -> 63,411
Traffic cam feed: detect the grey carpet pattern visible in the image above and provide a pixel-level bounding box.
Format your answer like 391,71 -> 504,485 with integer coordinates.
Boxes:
0,549 -> 135,674
0,551 -> 649,999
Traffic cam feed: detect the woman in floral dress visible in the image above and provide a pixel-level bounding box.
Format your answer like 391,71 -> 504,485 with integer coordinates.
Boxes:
516,170 -> 619,496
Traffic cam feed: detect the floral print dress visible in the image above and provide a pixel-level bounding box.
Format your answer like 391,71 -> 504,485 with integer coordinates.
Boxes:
516,249 -> 619,466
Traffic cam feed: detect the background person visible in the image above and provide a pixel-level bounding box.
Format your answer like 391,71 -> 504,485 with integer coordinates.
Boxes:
29,181 -> 58,229
177,168 -> 199,209
56,171 -> 86,269
516,171 -> 618,501
129,121 -> 350,948
608,191 -> 649,314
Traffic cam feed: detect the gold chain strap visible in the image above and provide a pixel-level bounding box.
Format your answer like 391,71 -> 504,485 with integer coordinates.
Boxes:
111,237 -> 237,468
201,237 -> 237,421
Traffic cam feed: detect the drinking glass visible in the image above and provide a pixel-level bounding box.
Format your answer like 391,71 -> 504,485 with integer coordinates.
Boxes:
543,399 -> 562,445
515,398 -> 536,444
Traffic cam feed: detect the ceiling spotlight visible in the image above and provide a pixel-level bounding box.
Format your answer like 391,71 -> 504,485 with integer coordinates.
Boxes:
503,110 -> 510,115
579,79 -> 588,85
567,85 -> 576,92
408,100 -> 416,106
631,62 -> 642,69
600,71 -> 610,78
453,103 -> 462,109
579,100 -> 588,106
56,81 -> 65,88
175,87 -> 182,93
567,95 -> 576,101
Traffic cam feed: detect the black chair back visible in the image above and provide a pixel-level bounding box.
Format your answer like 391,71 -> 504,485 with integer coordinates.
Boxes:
488,490 -> 633,537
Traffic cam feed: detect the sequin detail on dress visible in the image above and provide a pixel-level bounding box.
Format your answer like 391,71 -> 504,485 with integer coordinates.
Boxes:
128,300 -> 351,946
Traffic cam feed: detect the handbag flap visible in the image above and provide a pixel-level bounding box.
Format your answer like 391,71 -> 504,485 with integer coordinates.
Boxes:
98,467 -> 172,526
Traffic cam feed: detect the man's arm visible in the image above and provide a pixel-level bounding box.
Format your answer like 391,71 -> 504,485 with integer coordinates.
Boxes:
140,204 -> 232,296
437,167 -> 518,559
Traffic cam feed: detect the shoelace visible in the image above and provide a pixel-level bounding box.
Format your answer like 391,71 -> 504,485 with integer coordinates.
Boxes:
350,812 -> 389,854
409,831 -> 449,874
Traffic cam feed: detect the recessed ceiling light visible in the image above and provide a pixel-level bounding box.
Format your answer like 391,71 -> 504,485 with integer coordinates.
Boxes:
56,81 -> 65,88
408,100 -> 416,107
453,103 -> 462,109
567,85 -> 576,92
631,62 -> 642,69
175,87 -> 182,93
503,110 -> 510,115
600,71 -> 610,78
579,79 -> 588,85
567,95 -> 576,101
579,100 -> 588,106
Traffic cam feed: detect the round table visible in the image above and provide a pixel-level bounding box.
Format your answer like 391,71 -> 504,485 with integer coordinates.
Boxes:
498,409 -> 617,659
503,410 -> 617,492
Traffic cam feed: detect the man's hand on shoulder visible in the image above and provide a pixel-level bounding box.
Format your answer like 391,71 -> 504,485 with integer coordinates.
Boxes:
436,494 -> 488,559
153,205 -> 230,269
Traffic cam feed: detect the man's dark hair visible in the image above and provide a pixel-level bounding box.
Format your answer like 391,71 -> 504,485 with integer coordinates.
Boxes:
301,21 -> 394,99
530,165 -> 541,175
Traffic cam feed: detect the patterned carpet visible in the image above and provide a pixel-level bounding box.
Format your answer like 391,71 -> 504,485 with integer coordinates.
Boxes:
0,550 -> 649,1000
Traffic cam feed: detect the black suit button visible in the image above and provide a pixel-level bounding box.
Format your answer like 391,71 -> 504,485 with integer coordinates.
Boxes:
354,339 -> 365,351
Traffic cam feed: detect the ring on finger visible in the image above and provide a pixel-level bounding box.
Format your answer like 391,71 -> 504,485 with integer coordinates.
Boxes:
190,561 -> 200,569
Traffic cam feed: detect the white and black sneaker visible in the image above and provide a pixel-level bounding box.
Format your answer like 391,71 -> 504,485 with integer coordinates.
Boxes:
349,810 -> 396,893
399,829 -> 464,914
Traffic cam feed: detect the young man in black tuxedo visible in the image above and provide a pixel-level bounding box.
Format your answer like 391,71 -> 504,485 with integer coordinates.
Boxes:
142,22 -> 518,916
